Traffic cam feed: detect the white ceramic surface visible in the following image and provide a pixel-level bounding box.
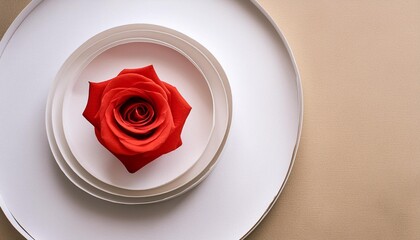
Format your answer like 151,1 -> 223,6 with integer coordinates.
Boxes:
0,0 -> 302,239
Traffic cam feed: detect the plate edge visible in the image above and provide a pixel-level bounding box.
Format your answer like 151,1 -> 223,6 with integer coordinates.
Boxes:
241,0 -> 304,239
0,0 -> 42,58
0,1 -> 44,239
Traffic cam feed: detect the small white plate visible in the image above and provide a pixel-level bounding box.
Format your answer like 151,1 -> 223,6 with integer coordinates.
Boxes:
63,42 -> 213,191
48,24 -> 232,201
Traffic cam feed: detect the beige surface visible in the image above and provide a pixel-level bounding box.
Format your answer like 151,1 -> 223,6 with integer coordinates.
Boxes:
248,0 -> 420,239
1,0 -> 420,239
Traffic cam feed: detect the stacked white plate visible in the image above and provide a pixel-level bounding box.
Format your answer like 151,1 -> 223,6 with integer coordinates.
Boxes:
46,24 -> 232,204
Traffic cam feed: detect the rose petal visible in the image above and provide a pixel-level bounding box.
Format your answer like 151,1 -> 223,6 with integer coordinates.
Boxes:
118,65 -> 159,82
119,120 -> 173,152
115,151 -> 164,173
154,82 -> 192,153
118,65 -> 171,98
82,81 -> 109,126
104,73 -> 168,100
96,120 -> 138,156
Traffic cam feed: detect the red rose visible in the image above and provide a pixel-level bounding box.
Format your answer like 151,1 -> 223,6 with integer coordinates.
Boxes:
82,65 -> 192,173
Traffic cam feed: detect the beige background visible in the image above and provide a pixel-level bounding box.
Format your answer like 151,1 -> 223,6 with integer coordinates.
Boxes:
1,0 -> 420,239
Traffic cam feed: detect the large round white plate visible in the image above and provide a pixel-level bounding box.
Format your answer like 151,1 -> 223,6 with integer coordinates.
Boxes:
48,24 -> 232,201
0,1 -> 302,239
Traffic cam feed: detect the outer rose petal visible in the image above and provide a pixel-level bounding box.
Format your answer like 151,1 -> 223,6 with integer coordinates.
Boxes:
155,82 -> 192,153
94,127 -> 137,156
118,65 -> 160,83
115,151 -> 166,173
82,81 -> 109,126
103,73 -> 168,100
119,65 -> 171,98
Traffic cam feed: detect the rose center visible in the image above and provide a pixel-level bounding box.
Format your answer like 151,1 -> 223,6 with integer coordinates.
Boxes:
119,98 -> 155,125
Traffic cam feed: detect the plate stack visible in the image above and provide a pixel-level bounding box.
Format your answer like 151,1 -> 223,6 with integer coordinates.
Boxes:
46,24 -> 232,204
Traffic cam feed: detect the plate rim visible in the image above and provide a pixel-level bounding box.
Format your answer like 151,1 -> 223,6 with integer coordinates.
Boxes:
240,1 -> 304,239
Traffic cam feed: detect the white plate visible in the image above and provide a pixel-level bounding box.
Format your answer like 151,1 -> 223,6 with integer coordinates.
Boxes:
0,1 -> 302,239
63,42 -> 214,192
48,24 -> 231,200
